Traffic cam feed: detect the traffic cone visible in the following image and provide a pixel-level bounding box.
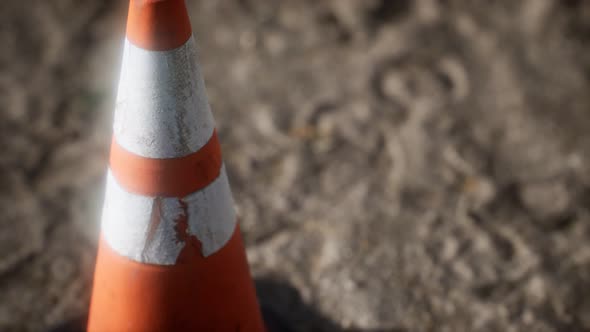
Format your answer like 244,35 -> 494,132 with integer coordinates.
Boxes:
87,0 -> 266,331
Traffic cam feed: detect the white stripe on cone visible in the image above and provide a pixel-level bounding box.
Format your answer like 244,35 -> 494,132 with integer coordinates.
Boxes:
101,165 -> 237,264
114,36 -> 216,159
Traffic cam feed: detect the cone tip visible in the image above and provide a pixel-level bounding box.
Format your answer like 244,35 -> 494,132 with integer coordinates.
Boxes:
127,0 -> 192,51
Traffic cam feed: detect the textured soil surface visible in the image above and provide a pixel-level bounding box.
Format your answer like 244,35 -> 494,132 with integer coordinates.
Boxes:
2,1 -> 590,331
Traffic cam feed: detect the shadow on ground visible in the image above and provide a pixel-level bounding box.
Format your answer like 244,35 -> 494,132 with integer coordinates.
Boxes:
257,278 -> 406,332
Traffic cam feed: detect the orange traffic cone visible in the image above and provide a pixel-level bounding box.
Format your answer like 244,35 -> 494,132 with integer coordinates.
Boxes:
87,0 -> 266,331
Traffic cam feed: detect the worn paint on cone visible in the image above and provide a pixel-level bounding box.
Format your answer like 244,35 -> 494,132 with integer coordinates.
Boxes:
87,1 -> 265,331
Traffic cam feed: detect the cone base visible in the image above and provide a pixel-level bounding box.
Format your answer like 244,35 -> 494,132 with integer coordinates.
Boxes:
87,224 -> 265,332
49,305 -> 291,332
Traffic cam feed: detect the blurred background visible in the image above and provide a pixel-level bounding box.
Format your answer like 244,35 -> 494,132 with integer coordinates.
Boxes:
1,0 -> 590,331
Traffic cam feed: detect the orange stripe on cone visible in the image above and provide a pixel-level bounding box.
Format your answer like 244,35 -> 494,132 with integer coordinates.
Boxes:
127,0 -> 192,50
110,131 -> 222,197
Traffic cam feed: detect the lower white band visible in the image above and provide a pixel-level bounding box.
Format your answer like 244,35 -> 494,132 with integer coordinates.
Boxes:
101,165 -> 237,265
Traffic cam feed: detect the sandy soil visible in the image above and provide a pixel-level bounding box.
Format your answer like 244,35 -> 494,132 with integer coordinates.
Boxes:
2,0 -> 590,331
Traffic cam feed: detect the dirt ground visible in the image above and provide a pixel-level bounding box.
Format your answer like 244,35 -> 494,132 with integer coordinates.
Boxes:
1,0 -> 590,331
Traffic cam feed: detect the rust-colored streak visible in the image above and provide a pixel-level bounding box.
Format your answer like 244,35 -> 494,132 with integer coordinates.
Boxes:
176,231 -> 204,264
173,199 -> 203,264
87,225 -> 265,331
141,197 -> 163,259
110,130 -> 223,197
126,0 -> 192,51
173,199 -> 189,244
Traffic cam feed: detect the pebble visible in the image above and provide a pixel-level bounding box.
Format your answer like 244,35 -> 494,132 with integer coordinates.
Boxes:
519,180 -> 572,223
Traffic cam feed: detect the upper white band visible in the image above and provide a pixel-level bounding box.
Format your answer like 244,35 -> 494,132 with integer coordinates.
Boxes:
113,36 -> 216,158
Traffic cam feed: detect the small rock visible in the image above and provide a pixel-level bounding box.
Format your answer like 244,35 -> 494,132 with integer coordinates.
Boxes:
518,180 -> 572,223
452,260 -> 474,282
525,275 -> 546,306
462,176 -> 496,209
264,31 -> 287,56
440,237 -> 459,262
